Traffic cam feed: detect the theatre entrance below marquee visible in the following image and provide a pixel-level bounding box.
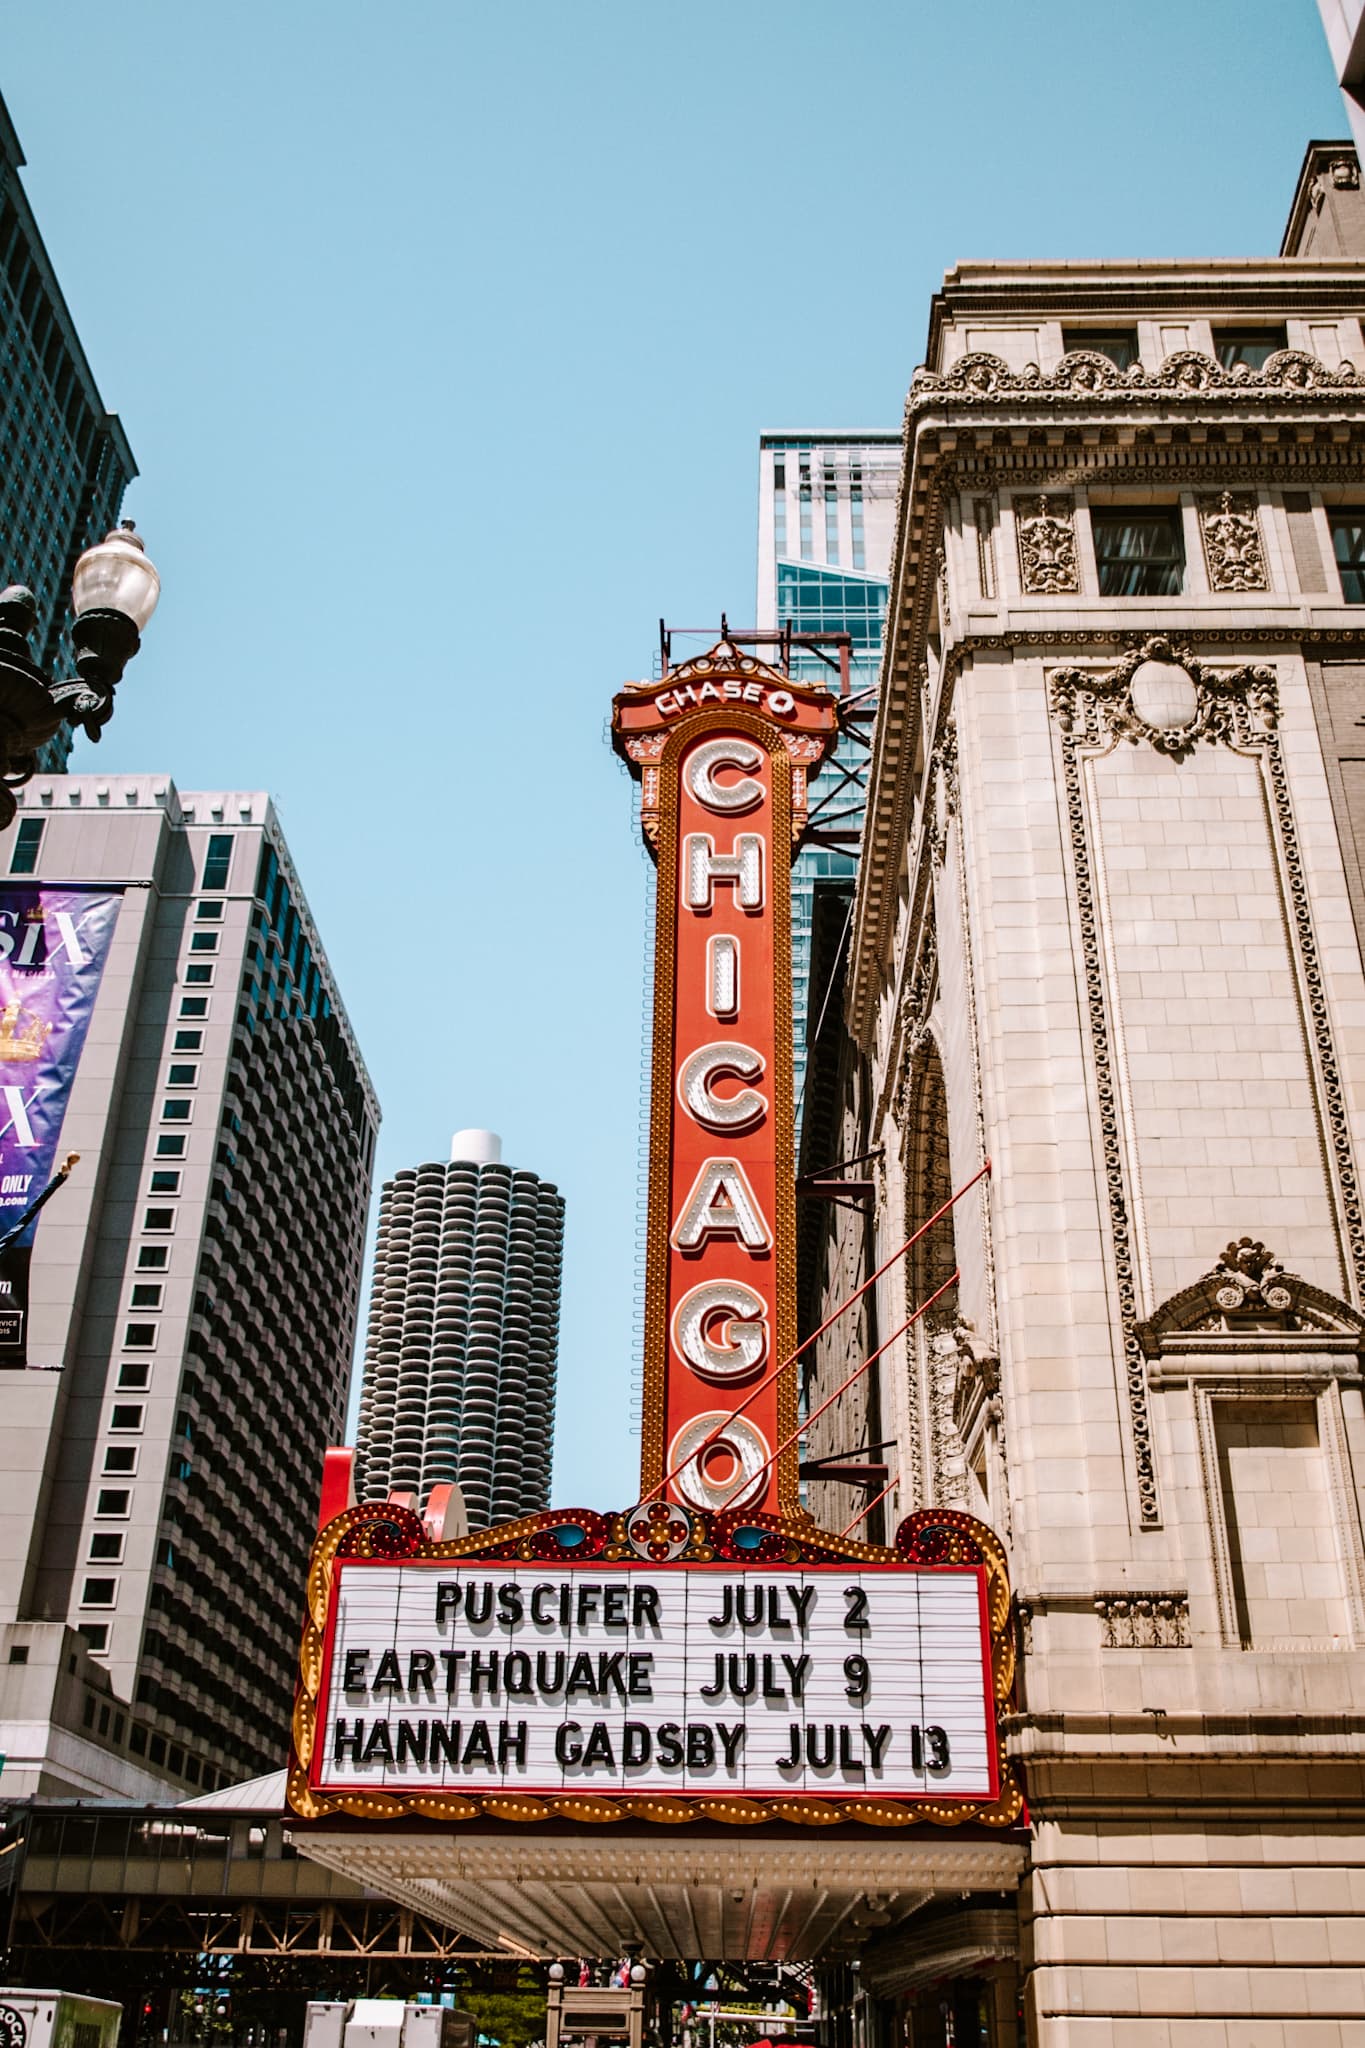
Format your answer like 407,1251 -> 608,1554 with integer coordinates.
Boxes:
289,1825 -> 1026,1964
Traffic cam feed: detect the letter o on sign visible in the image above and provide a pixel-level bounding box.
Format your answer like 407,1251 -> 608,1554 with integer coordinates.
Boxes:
669,1412 -> 771,1512
672,1278 -> 768,1381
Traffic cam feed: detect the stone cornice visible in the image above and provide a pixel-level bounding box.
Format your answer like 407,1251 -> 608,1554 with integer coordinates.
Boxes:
847,347 -> 1365,1041
910,345 -> 1363,413
924,265 -> 1365,360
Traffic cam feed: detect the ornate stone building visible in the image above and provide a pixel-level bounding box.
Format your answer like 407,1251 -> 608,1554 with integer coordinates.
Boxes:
803,143 -> 1365,2041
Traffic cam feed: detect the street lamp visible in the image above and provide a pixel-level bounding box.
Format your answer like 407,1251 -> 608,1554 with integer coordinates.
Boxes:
0,519 -> 160,826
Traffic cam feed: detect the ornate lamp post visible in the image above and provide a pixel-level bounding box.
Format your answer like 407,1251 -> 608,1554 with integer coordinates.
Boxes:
0,519 -> 160,825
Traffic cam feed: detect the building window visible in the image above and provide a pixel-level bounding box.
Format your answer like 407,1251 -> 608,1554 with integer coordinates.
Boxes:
102,1446 -> 137,1475
1214,325 -> 1286,371
189,931 -> 219,954
122,1323 -> 156,1349
161,1101 -> 192,1123
1091,508 -> 1185,595
1063,327 -> 1139,369
110,1403 -> 144,1431
155,1134 -> 186,1158
88,1532 -> 124,1562
167,1063 -> 198,1087
184,964 -> 214,985
1330,511 -> 1365,602
850,463 -> 864,571
196,901 -> 224,922
117,1359 -> 151,1387
95,1489 -> 130,1516
179,996 -> 209,1019
79,1624 -> 109,1653
202,834 -> 232,890
772,459 -> 786,558
9,818 -> 44,874
136,1245 -> 169,1270
81,1578 -> 117,1607
173,1030 -> 203,1052
148,1171 -> 179,1196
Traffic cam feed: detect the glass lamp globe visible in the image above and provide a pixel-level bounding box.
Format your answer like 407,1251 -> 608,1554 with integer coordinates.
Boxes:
71,522 -> 160,631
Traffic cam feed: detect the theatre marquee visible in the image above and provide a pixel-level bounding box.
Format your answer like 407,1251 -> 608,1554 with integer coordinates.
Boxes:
289,1498 -> 1022,1831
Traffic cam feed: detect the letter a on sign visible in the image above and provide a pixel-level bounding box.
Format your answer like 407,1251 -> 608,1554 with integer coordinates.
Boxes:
612,644 -> 837,1513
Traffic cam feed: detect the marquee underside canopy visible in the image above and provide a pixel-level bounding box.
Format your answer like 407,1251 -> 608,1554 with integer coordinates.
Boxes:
289,1829 -> 1026,1962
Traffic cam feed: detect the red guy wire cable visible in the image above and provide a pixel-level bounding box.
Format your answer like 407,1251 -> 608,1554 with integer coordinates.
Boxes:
651,1157 -> 990,1502
749,1267 -> 960,1489
839,1469 -> 902,1543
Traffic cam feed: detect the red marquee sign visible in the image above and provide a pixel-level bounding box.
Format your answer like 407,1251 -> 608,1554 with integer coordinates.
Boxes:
613,645 -> 838,1516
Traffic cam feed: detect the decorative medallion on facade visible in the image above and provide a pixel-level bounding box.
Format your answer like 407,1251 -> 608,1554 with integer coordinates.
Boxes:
1200,492 -> 1269,593
1015,495 -> 1079,596
1050,634 -> 1276,764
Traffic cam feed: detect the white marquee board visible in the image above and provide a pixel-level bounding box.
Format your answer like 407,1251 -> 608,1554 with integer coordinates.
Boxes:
313,1562 -> 997,1802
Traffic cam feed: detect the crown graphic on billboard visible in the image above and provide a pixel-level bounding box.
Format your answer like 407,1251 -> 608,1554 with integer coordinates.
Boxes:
0,997 -> 51,1062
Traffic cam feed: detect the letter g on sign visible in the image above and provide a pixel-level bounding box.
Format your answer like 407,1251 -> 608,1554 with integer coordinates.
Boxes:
672,1278 -> 768,1381
685,738 -> 764,814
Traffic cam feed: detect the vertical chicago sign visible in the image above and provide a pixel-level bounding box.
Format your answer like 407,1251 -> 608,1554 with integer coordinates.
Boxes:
613,645 -> 838,1515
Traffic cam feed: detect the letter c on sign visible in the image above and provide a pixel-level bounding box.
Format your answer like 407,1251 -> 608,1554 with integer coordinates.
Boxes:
685,738 -> 764,814
672,1279 -> 768,1381
677,1041 -> 767,1132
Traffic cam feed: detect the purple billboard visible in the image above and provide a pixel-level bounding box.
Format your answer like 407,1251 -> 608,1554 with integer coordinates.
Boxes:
0,887 -> 121,1363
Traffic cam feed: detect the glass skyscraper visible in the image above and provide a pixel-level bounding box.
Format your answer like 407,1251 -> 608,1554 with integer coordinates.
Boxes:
0,92 -> 137,773
756,434 -> 901,1130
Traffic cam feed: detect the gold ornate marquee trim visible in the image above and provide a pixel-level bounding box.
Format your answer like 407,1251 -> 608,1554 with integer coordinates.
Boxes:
287,1502 -> 1025,1834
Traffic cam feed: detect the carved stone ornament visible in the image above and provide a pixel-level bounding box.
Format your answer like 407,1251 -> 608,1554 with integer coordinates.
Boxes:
893,929 -> 937,1121
1094,1592 -> 1190,1649
908,346 -> 1360,417
1200,492 -> 1268,593
1137,1238 -> 1365,1357
927,1319 -> 972,1508
1050,635 -> 1277,764
1016,494 -> 1079,595
927,722 -> 959,864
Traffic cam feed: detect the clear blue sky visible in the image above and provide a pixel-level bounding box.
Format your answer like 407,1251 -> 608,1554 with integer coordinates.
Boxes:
1,1 -> 1345,1509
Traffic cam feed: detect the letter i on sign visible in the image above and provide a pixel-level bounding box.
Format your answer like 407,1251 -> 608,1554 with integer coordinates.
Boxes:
612,645 -> 838,1516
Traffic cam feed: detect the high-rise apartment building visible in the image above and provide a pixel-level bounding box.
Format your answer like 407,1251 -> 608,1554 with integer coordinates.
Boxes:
0,776 -> 377,1798
355,1129 -> 563,1528
0,92 -> 137,773
755,434 -> 899,1128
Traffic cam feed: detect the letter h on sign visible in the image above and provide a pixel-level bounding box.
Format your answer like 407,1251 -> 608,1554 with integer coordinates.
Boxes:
611,649 -> 838,1516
